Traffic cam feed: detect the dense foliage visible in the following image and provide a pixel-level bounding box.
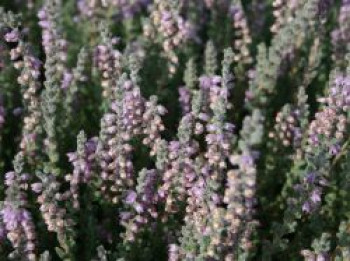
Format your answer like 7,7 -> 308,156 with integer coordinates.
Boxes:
0,0 -> 349,260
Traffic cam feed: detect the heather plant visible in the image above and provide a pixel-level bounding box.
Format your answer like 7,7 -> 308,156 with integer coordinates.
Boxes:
0,1 -> 349,261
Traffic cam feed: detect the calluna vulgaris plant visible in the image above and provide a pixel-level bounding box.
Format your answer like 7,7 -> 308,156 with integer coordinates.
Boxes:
0,0 -> 350,260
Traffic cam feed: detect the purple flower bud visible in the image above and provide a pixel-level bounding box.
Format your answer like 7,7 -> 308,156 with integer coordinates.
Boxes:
4,30 -> 20,42
310,189 -> 321,203
302,202 -> 311,213
31,183 -> 43,193
329,144 -> 341,155
125,191 -> 137,204
61,71 -> 73,90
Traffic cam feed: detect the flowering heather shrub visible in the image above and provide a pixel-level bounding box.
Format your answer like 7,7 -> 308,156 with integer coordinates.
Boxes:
0,0 -> 350,260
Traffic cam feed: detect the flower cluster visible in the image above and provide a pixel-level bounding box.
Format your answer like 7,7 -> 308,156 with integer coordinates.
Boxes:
94,26 -> 122,104
1,153 -> 36,260
144,0 -> 196,73
0,1 -> 349,261
66,131 -> 98,209
307,75 -> 350,155
331,0 -> 350,67
229,1 -> 252,66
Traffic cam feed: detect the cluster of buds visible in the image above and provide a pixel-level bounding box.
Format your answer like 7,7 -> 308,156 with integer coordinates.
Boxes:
227,153 -> 258,254
0,204 -> 36,260
198,75 -> 221,114
205,207 -> 226,259
158,141 -> 183,214
94,32 -> 122,103
307,76 -> 350,155
298,76 -> 350,215
205,49 -> 234,200
177,114 -> 198,193
141,95 -> 167,156
224,167 -> 246,251
38,0 -> 68,75
269,104 -> 302,148
144,0 -> 195,74
97,114 -> 134,203
16,52 -> 41,103
224,154 -> 257,255
196,76 -> 226,134
269,86 -> 309,157
39,0 -> 69,173
66,131 -> 98,209
205,105 -> 234,173
308,108 -> 345,155
297,78 -> 350,217
159,114 -> 197,214
32,172 -> 74,239
0,153 -> 36,260
295,172 -> 324,213
2,22 -> 43,161
121,168 -> 159,242
122,79 -> 145,135
223,109 -> 264,257
177,158 -> 226,260
271,0 -> 301,34
183,157 -> 211,234
97,75 -> 140,203
331,0 -> 350,66
17,51 -> 42,160
229,2 -> 252,66
178,58 -> 197,115
178,87 -> 192,115
175,49 -> 237,260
